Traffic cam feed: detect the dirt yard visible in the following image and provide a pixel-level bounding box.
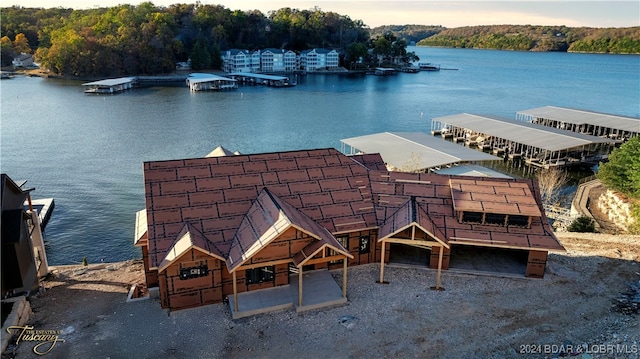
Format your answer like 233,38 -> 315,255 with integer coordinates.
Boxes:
2,232 -> 639,359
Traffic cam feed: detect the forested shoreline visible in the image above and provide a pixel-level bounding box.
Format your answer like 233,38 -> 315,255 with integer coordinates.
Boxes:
2,4 -> 638,78
1,4 -> 371,77
416,25 -> 640,53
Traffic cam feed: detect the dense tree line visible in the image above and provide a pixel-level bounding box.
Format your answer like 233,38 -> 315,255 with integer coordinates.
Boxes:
4,6 -> 639,76
0,4 -> 370,76
366,31 -> 419,67
417,25 -> 640,53
369,25 -> 445,45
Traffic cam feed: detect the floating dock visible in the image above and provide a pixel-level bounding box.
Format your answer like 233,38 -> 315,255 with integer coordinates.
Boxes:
186,73 -> 237,91
341,131 -> 501,172
227,72 -> 295,87
82,77 -> 136,94
418,63 -> 440,71
516,106 -> 640,142
372,67 -> 397,76
24,198 -> 55,231
431,113 -> 617,169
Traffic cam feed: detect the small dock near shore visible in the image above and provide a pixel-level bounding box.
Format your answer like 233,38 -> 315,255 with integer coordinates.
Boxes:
372,67 -> 397,76
24,198 -> 55,231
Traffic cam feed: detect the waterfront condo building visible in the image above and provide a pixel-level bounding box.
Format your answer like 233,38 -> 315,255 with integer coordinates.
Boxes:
221,48 -> 340,73
221,49 -> 260,73
260,49 -> 297,72
299,49 -> 339,71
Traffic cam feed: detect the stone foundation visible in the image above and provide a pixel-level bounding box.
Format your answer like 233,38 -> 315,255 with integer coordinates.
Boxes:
597,189 -> 634,232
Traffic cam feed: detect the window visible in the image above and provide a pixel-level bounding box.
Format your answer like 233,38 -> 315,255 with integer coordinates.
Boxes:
246,266 -> 275,285
330,236 -> 349,263
179,264 -> 208,280
462,211 -> 483,224
485,213 -> 506,226
508,215 -> 530,227
359,236 -> 370,254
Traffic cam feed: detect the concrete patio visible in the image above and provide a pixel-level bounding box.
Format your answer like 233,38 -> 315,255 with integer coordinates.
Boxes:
228,269 -> 347,319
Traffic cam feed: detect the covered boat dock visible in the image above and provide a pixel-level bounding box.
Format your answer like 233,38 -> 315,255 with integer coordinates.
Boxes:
431,113 -> 617,169
340,132 -> 501,172
516,106 -> 640,142
373,67 -> 397,76
82,77 -> 136,94
186,73 -> 237,91
227,72 -> 294,87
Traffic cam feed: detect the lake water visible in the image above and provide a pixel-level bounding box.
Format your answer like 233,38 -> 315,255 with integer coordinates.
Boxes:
1,46 -> 639,265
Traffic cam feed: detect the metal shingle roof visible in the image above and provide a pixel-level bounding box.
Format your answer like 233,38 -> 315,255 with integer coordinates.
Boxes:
142,148 -> 565,269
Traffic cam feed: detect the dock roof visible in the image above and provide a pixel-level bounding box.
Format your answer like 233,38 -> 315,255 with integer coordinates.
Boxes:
433,114 -> 615,152
82,77 -> 136,87
187,73 -> 236,84
517,106 -> 640,133
340,132 -> 501,171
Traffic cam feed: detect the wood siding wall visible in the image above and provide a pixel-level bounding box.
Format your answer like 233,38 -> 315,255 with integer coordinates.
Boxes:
429,246 -> 451,270
525,250 -> 548,278
142,246 -> 159,287
149,227 -> 545,311
328,229 -> 379,270
159,249 -> 224,310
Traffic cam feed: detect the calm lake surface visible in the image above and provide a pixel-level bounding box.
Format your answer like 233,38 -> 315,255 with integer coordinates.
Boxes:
1,46 -> 639,265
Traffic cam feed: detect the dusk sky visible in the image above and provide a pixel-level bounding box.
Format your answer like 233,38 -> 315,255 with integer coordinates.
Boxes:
4,1 -> 639,28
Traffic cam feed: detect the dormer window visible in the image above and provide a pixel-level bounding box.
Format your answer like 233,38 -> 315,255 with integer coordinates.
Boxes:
450,178 -> 541,230
508,215 -> 530,227
459,210 -> 531,228
461,211 -> 483,224
484,213 -> 506,226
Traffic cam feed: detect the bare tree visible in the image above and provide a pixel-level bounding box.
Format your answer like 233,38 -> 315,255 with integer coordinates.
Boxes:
399,152 -> 424,173
536,167 -> 570,207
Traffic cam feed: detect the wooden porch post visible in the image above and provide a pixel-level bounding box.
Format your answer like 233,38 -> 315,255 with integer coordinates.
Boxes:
378,239 -> 386,283
433,245 -> 444,291
342,257 -> 347,298
232,271 -> 238,312
298,266 -> 303,306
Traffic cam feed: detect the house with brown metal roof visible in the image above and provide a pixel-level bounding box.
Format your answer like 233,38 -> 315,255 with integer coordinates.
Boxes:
135,148 -> 564,311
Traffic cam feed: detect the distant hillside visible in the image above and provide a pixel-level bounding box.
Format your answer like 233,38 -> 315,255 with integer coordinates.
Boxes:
414,25 -> 640,54
370,25 -> 445,45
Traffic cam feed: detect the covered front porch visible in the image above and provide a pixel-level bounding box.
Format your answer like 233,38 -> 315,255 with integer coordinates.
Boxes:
377,197 -> 450,290
228,269 -> 347,319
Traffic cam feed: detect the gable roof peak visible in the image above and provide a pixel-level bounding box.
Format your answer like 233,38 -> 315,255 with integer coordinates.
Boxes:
158,222 -> 225,272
